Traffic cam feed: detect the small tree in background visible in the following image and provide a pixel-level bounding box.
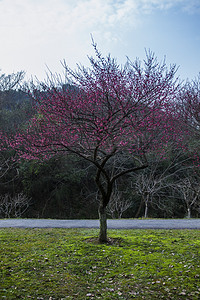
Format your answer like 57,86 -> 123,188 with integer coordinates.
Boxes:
0,192 -> 31,218
106,182 -> 133,219
173,173 -> 200,218
134,148 -> 194,218
9,44 -> 183,242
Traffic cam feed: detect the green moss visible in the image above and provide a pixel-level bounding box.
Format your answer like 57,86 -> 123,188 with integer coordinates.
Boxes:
0,228 -> 200,299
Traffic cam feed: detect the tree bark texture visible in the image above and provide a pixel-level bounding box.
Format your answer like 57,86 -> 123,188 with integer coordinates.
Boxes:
144,203 -> 148,218
187,207 -> 191,219
98,203 -> 108,243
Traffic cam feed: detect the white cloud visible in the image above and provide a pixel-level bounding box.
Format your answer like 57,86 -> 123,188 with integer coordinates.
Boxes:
0,0 -> 199,79
181,0 -> 200,14
0,0 -> 141,78
0,0 -> 199,31
0,0 -> 198,44
0,1 -> 150,43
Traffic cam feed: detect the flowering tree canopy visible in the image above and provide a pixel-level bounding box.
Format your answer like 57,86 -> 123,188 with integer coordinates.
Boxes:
179,74 -> 200,136
11,46 -> 182,242
177,74 -> 200,167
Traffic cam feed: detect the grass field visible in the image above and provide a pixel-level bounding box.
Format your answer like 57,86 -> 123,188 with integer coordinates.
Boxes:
0,228 -> 200,299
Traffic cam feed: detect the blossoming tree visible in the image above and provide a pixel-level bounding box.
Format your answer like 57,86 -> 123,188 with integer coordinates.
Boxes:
177,74 -> 200,167
12,46 -> 182,242
179,74 -> 200,137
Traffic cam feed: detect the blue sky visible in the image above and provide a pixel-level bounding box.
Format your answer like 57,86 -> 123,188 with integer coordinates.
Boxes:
0,0 -> 199,82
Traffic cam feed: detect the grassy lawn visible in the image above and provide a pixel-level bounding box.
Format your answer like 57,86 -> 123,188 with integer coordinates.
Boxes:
0,228 -> 200,299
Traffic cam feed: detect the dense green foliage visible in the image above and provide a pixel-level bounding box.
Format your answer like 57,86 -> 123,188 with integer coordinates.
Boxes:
0,228 -> 200,299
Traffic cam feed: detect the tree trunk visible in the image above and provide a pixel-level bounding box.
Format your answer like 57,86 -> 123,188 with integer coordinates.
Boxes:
135,198 -> 144,218
98,204 -> 107,243
187,207 -> 191,219
144,202 -> 148,218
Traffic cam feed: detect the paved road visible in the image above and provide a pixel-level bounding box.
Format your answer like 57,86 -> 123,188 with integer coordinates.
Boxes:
0,218 -> 200,229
